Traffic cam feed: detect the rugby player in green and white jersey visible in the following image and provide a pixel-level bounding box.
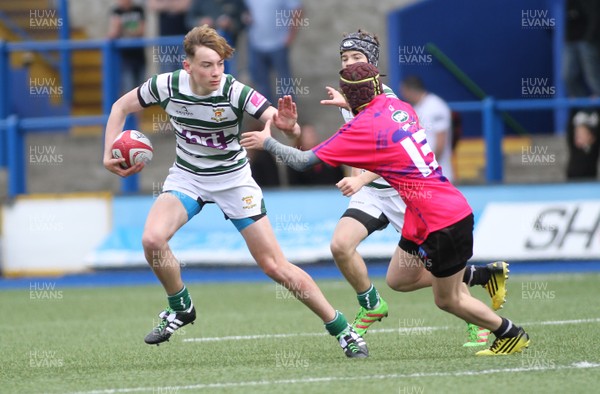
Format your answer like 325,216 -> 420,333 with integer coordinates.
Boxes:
102,25 -> 368,358
320,29 -> 509,347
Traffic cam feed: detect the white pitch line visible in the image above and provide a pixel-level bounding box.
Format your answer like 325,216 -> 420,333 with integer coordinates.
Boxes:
73,361 -> 600,394
525,317 -> 600,326
183,317 -> 600,343
182,326 -> 450,343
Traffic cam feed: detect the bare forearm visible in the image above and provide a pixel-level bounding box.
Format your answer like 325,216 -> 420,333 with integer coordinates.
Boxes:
263,137 -> 321,171
104,89 -> 143,160
357,170 -> 380,185
104,105 -> 128,160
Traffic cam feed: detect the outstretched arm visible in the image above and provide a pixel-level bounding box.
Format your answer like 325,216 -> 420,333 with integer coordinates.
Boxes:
263,138 -> 321,171
241,120 -> 322,172
259,95 -> 301,139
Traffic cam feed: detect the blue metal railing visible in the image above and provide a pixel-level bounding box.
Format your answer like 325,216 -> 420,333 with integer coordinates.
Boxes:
1,35 -> 600,198
0,35 -> 184,198
449,96 -> 600,182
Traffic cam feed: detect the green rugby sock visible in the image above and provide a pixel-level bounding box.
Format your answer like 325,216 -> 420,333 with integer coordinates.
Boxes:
357,284 -> 380,310
168,285 -> 192,312
325,310 -> 349,337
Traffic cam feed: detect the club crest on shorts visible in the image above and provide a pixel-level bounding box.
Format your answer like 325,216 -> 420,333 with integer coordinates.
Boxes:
241,195 -> 257,210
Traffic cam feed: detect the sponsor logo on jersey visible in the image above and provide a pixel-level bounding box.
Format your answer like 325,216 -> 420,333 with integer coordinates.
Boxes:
175,105 -> 194,117
182,129 -> 227,150
249,91 -> 267,108
392,110 -> 409,123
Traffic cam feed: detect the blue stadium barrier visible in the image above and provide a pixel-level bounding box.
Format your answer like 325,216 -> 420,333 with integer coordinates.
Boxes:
0,35 -> 183,198
1,18 -> 600,196
448,96 -> 600,182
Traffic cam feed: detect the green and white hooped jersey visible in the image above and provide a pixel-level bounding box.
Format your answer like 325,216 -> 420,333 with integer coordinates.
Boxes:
138,71 -> 270,176
340,83 -> 396,190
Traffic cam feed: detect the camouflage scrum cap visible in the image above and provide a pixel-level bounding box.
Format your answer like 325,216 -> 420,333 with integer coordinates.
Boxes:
339,29 -> 380,66
339,62 -> 382,115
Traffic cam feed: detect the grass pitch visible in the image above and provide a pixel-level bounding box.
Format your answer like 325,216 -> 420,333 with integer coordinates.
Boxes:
2,272 -> 599,393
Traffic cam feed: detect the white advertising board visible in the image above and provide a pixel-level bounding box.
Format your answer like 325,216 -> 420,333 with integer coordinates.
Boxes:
1,194 -> 111,275
473,200 -> 600,261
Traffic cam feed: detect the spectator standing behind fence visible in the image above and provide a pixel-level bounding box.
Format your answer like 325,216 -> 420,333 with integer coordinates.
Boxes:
148,0 -> 192,72
400,75 -> 454,182
566,109 -> 600,179
108,0 -> 146,94
186,0 -> 249,74
244,0 -> 303,103
563,0 -> 600,98
563,0 -> 600,180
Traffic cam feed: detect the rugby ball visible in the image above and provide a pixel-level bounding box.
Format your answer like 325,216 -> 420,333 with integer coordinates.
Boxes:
111,130 -> 153,169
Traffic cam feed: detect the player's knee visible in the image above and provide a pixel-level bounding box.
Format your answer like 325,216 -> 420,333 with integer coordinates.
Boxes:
258,256 -> 286,280
141,229 -> 167,252
330,236 -> 354,261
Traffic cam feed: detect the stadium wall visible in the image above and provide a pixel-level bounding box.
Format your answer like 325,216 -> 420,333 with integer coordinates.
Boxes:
387,0 -> 557,137
2,183 -> 598,276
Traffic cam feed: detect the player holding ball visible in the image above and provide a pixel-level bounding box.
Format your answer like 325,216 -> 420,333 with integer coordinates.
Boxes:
102,25 -> 368,358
